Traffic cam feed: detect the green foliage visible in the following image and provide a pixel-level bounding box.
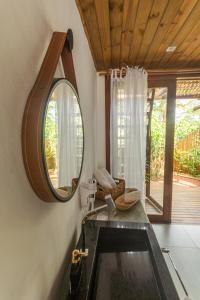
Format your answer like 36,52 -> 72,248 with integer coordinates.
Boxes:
175,99 -> 200,140
174,147 -> 200,177
150,100 -> 166,180
45,101 -> 58,170
174,99 -> 200,177
149,98 -> 200,179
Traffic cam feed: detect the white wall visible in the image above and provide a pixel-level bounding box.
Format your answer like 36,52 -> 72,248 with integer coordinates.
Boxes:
0,1 -> 96,299
94,74 -> 106,170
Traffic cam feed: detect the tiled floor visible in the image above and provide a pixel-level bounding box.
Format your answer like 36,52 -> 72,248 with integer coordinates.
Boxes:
153,224 -> 200,300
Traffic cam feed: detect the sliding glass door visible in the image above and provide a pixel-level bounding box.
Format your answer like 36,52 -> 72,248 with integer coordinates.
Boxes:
146,87 -> 167,212
146,79 -> 176,223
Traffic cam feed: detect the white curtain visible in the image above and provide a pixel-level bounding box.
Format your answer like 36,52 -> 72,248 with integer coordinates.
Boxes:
110,67 -> 147,199
56,83 -> 82,187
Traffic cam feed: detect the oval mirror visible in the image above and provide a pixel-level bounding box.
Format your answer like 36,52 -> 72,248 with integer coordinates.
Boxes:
43,79 -> 84,201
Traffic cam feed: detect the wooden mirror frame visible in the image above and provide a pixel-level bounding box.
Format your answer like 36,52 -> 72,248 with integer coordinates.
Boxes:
22,30 -> 83,202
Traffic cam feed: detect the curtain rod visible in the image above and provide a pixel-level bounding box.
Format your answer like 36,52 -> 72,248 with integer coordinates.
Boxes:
98,68 -> 200,77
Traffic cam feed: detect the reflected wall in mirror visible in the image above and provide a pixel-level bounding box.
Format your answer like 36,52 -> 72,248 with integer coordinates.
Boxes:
43,79 -> 84,201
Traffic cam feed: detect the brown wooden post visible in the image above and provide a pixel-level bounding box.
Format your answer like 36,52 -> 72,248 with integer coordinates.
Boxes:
163,79 -> 176,222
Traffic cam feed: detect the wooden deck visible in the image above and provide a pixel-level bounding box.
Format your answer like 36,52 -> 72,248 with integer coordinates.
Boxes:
145,179 -> 200,224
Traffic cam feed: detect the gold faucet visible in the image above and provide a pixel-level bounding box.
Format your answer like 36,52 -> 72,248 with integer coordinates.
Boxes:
71,195 -> 116,264
72,249 -> 88,264
70,195 -> 117,296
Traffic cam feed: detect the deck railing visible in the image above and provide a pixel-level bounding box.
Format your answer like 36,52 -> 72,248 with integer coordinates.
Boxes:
175,128 -> 200,151
174,128 -> 200,175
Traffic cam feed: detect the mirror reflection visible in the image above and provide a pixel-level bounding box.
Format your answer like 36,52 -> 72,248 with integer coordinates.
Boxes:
44,79 -> 83,200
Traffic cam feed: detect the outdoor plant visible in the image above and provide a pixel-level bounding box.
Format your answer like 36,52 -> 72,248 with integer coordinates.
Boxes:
174,147 -> 200,177
45,100 -> 58,171
149,98 -> 200,180
150,100 -> 166,180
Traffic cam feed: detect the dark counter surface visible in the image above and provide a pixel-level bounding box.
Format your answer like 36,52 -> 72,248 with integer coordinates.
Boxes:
60,200 -> 148,299
61,218 -> 179,300
91,199 -> 149,223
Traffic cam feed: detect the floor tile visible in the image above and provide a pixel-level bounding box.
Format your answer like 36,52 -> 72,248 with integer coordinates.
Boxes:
168,247 -> 200,300
163,253 -> 185,299
153,224 -> 196,248
183,225 -> 200,248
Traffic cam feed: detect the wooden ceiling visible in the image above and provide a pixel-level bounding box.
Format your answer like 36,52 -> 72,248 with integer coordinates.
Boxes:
76,0 -> 200,71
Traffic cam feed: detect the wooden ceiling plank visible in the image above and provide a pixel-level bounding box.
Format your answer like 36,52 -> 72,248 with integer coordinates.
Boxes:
151,0 -> 198,67
135,0 -> 168,66
120,0 -> 139,66
94,0 -> 111,68
77,0 -> 105,70
158,0 -> 200,67
76,0 -> 99,69
110,0 -> 124,68
164,24 -> 200,68
187,45 -> 200,67
77,0 -> 200,71
180,33 -> 200,62
128,0 -> 153,66
144,0 -> 183,67
190,60 -> 200,68
79,0 -> 93,9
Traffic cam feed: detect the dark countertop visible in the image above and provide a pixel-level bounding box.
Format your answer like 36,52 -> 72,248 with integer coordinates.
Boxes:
61,219 -> 179,300
91,199 -> 149,223
60,200 -> 149,299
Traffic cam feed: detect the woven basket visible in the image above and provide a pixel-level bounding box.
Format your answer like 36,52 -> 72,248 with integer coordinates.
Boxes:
72,177 -> 125,201
72,178 -> 79,191
95,178 -> 125,201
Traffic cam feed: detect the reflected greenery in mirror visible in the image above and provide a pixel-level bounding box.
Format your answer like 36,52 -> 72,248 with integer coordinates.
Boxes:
43,79 -> 84,201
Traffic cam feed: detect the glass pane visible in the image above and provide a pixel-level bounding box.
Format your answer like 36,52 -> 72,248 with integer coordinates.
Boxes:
146,87 -> 167,214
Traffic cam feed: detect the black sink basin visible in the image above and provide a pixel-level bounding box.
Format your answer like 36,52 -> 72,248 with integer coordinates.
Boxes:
64,221 -> 179,300
92,227 -> 162,300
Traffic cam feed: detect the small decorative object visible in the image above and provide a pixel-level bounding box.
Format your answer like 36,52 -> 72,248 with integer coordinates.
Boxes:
94,168 -> 116,189
79,179 -> 97,209
123,190 -> 141,204
95,178 -> 125,201
72,177 -> 125,201
115,190 -> 140,211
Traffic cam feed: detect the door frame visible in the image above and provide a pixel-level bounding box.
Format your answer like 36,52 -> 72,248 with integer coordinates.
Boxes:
147,78 -> 176,223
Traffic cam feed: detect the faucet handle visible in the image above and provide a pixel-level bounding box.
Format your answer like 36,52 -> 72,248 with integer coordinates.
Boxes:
72,249 -> 88,264
105,194 -> 117,216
